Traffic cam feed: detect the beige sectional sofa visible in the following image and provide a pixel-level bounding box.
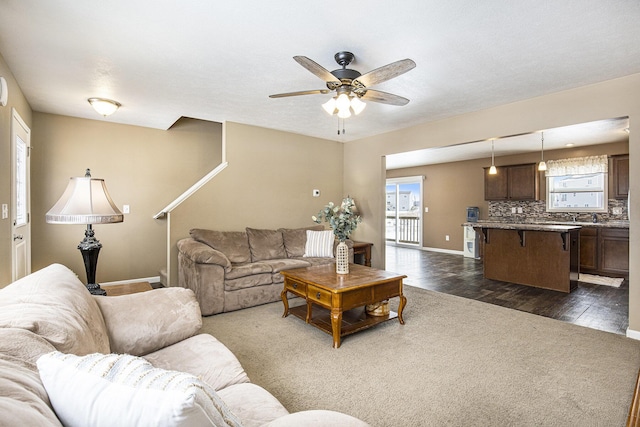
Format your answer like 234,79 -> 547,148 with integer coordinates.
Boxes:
177,227 -> 353,316
0,263 -> 368,426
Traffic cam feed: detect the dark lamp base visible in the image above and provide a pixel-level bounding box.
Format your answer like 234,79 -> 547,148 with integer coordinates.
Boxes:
86,283 -> 107,296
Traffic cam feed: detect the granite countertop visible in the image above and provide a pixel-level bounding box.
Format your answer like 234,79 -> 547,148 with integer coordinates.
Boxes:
463,219 -> 629,229
462,222 -> 582,232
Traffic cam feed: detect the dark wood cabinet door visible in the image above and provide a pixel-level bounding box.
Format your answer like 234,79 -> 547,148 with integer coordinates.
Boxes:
579,228 -> 598,272
600,228 -> 629,275
611,155 -> 629,199
508,164 -> 539,200
484,167 -> 508,200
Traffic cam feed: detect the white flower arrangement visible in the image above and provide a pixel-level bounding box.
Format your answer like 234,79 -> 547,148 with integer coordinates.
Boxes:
312,196 -> 362,242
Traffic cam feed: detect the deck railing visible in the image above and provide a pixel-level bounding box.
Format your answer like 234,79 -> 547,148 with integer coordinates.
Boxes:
386,216 -> 420,244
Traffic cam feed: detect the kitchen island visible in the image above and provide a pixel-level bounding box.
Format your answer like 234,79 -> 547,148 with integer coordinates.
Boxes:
463,222 -> 581,293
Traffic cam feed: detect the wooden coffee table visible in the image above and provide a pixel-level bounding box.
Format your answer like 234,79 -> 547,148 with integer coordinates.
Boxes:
280,263 -> 407,348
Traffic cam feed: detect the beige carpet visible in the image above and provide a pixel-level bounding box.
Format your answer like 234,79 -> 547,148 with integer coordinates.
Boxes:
579,273 -> 625,288
200,286 -> 640,426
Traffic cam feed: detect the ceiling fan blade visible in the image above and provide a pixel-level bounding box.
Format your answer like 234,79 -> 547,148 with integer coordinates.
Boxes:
353,58 -> 416,88
269,89 -> 331,98
361,89 -> 410,106
293,56 -> 341,86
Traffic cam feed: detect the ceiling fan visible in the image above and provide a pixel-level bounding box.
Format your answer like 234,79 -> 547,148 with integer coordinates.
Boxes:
269,51 -> 416,118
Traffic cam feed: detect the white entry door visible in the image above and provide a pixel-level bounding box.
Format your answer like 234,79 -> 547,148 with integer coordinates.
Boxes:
11,109 -> 31,280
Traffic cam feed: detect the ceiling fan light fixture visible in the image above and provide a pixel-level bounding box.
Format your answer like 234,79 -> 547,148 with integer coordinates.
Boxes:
350,96 -> 366,115
335,93 -> 351,111
88,97 -> 121,117
322,97 -> 337,115
337,107 -> 351,119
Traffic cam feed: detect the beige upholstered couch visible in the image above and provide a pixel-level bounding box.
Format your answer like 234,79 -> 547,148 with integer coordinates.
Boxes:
0,264 -> 367,426
177,227 -> 353,316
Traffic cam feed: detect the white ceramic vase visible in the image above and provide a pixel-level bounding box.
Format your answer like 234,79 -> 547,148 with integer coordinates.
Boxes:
336,240 -> 349,274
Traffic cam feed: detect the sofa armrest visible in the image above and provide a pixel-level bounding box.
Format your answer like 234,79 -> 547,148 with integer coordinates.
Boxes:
93,287 -> 202,356
177,238 -> 231,272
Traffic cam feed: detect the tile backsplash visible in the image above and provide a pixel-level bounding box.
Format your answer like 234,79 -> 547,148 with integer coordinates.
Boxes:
488,199 -> 628,222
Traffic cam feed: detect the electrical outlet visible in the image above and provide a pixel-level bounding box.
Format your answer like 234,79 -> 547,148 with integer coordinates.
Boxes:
517,207 -> 523,214
511,207 -> 516,213
1,204 -> 7,219
613,207 -> 623,215
445,235 -> 450,241
123,205 -> 130,214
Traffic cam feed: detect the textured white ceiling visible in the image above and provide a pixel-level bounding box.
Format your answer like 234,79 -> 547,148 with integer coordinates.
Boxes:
0,0 -> 638,150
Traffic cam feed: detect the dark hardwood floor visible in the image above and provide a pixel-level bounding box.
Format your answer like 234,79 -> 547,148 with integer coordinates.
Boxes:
385,245 -> 629,335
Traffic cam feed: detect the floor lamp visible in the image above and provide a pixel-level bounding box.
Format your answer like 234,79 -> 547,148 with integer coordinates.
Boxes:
46,169 -> 123,296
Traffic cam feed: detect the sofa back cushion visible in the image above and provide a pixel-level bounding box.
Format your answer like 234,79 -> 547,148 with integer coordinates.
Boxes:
0,264 -> 110,356
279,225 -> 324,258
246,228 -> 286,261
190,229 -> 251,264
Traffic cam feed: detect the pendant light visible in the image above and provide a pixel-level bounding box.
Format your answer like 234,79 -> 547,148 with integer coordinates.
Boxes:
489,139 -> 497,175
538,131 -> 547,171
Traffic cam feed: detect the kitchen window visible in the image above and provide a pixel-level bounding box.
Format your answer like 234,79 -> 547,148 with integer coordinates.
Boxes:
546,155 -> 608,213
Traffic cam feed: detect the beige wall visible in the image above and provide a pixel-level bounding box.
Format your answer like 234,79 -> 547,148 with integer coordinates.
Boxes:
387,141 -> 629,251
0,53 -> 32,286
345,72 -> 640,332
30,114 -> 222,284
168,121 -> 345,285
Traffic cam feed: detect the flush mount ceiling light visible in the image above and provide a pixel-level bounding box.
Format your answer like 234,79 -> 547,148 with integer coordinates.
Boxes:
538,131 -> 547,171
489,139 -> 497,175
88,97 -> 121,117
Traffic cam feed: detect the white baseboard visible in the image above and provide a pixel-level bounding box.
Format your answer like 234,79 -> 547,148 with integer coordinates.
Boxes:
626,328 -> 640,341
101,276 -> 160,287
421,246 -> 465,256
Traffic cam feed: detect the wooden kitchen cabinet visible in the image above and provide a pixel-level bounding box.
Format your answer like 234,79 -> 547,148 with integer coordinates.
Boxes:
579,227 -> 629,277
611,154 -> 629,199
484,163 -> 539,201
600,228 -> 629,275
579,228 -> 598,271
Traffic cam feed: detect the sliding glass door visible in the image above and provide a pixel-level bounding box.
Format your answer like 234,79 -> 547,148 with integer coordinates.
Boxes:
386,177 -> 422,246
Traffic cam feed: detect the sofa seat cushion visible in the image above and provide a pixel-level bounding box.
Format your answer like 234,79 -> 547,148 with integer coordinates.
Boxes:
279,226 -> 324,258
143,334 -> 250,391
225,274 -> 273,292
0,355 -> 62,427
93,288 -> 202,356
0,264 -> 110,356
226,262 -> 273,280
246,228 -> 286,261
217,383 -> 289,427
191,229 -> 251,264
37,351 -> 243,427
293,257 -> 336,267
259,258 -> 311,274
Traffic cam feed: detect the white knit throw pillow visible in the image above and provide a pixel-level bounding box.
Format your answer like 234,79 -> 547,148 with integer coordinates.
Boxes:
37,351 -> 243,427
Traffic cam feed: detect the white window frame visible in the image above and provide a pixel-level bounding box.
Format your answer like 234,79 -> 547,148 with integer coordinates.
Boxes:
547,175 -> 610,214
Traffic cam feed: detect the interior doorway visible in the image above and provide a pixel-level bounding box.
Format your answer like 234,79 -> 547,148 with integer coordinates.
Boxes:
385,176 -> 422,246
11,109 -> 31,281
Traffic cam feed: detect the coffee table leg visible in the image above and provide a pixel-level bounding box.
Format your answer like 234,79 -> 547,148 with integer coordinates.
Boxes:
280,288 -> 289,318
331,308 -> 342,348
398,293 -> 407,325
